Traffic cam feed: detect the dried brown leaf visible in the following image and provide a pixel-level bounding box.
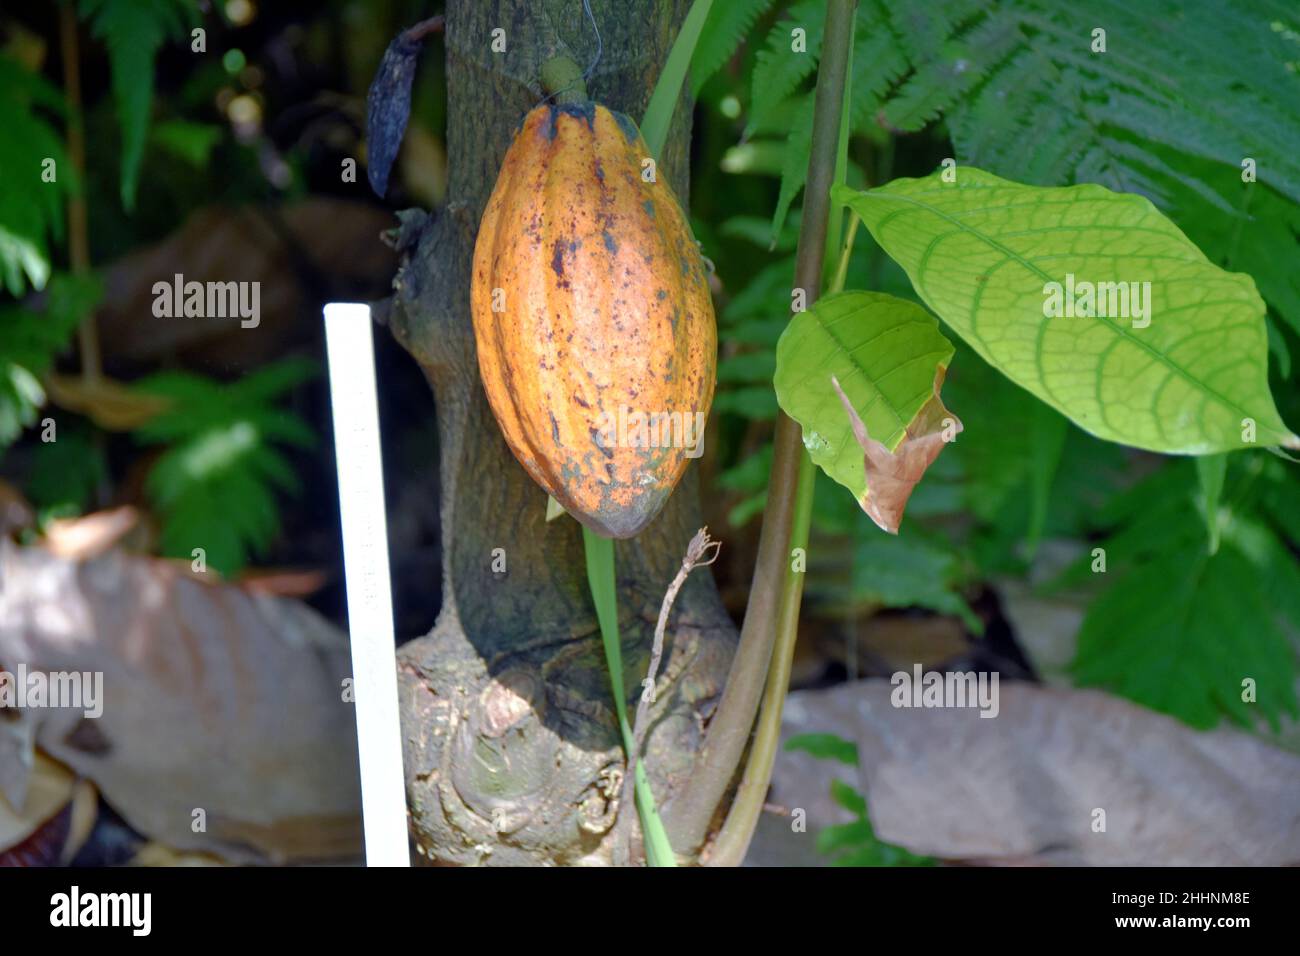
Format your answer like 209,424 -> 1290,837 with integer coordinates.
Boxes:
831,369 -> 961,534
0,541 -> 362,863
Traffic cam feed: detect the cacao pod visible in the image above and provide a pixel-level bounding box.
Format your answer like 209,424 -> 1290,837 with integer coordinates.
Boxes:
471,102 -> 716,538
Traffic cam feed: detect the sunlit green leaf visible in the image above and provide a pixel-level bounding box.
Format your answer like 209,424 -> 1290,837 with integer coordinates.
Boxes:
774,291 -> 954,506
836,169 -> 1297,454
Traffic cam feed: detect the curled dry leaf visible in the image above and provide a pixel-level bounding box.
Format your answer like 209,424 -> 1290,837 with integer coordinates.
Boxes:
41,506 -> 145,561
0,752 -> 96,866
365,31 -> 422,197
831,370 -> 961,534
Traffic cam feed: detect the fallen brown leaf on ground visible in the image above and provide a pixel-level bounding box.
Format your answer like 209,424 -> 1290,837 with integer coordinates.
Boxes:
763,679 -> 1300,866
0,540 -> 362,863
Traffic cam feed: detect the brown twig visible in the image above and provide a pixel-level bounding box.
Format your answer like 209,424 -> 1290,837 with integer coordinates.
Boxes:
613,527 -> 721,865
402,15 -> 445,43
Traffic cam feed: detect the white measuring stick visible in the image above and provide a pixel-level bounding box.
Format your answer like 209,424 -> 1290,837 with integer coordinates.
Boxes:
323,303 -> 409,866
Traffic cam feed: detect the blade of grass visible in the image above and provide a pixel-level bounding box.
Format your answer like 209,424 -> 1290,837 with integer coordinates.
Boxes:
583,527 -> 677,866
640,0 -> 714,161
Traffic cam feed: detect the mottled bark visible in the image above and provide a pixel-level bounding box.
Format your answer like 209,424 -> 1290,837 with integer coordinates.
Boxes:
390,0 -> 737,865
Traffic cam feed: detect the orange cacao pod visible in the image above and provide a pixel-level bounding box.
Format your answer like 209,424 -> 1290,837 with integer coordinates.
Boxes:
471,102 -> 716,538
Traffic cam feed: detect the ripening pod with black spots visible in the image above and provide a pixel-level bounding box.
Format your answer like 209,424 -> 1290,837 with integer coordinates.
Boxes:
470,101 -> 717,538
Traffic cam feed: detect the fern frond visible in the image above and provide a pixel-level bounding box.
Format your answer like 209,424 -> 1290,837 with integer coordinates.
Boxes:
880,8 -> 1024,132
748,0 -> 824,134
847,2 -> 908,134
888,0 -> 1300,206
0,274 -> 101,451
0,56 -> 73,295
769,90 -> 815,240
691,0 -> 775,95
79,0 -> 197,211
132,359 -> 318,575
882,0 -> 984,65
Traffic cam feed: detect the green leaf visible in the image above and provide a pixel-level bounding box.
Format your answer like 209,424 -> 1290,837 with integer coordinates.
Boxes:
131,359 -> 316,575
748,0 -> 823,135
722,255 -> 796,328
1077,536 -> 1298,730
835,169 -> 1297,454
829,777 -> 867,815
830,530 -> 981,632
830,842 -> 936,867
1026,400 -> 1067,554
717,350 -> 776,384
641,0 -> 714,163
941,343 -> 1126,544
727,492 -> 767,528
770,92 -> 814,242
151,119 -> 222,168
79,0 -> 195,210
845,3 -> 909,135
881,9 -> 1022,133
27,427 -> 106,514
1069,461 -> 1299,729
717,446 -> 772,528
815,818 -> 874,856
0,273 -> 102,452
809,784 -> 936,866
1176,170 -> 1300,344
717,445 -> 773,494
784,731 -> 859,766
773,290 -> 955,511
860,0 -> 1300,210
0,55 -> 72,294
719,140 -> 786,177
582,529 -> 676,867
712,385 -> 778,420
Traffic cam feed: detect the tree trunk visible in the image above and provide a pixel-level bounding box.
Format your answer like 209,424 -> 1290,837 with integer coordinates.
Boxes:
390,0 -> 737,865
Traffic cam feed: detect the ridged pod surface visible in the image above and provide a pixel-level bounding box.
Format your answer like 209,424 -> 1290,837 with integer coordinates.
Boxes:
471,102 -> 716,538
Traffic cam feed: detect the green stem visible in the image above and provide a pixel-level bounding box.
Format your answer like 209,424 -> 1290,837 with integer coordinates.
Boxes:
706,449 -> 816,866
541,55 -> 588,104
822,28 -> 855,290
667,0 -> 858,859
583,528 -> 676,866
